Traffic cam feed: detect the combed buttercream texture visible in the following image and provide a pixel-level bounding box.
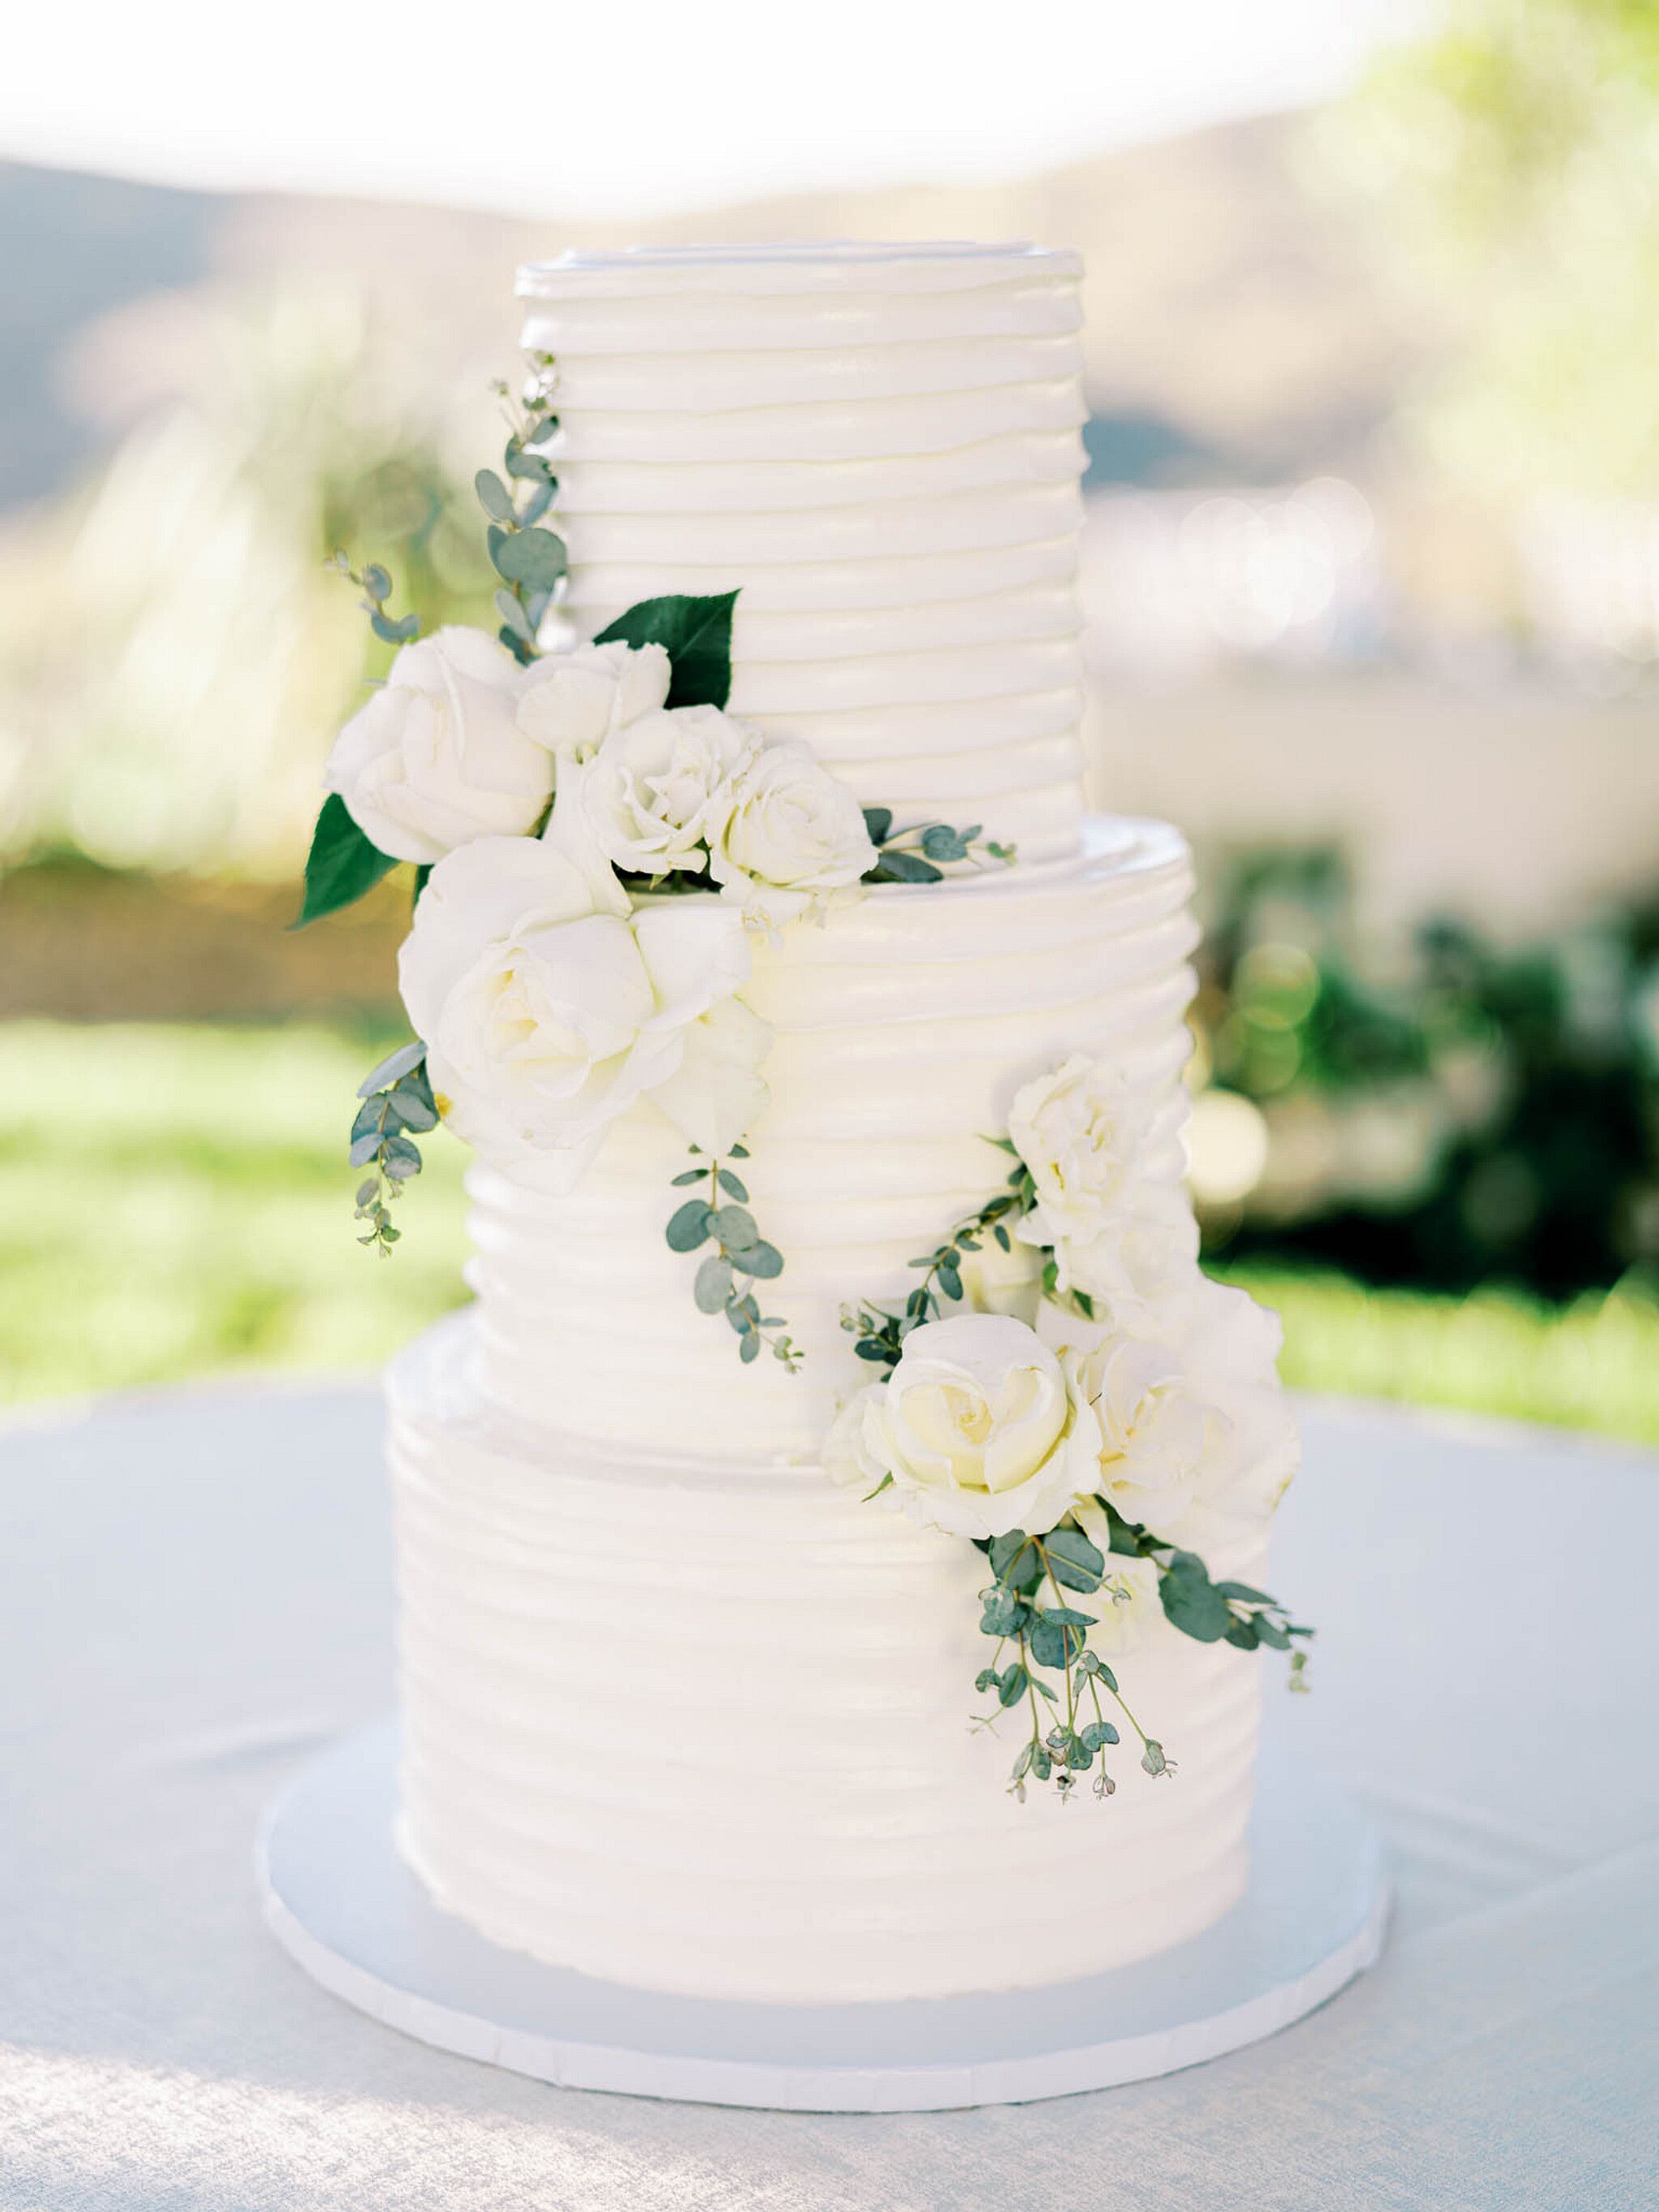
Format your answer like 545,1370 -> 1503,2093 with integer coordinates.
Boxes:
518,242 -> 1090,862
390,244 -> 1266,2002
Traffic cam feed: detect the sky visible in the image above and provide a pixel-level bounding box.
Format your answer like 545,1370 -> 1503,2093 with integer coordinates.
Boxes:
0,0 -> 1413,217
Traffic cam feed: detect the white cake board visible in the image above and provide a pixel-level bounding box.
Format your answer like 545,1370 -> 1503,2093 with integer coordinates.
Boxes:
258,1719 -> 1388,2113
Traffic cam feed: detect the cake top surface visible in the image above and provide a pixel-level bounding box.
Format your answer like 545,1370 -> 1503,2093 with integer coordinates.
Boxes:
517,240 -> 1081,298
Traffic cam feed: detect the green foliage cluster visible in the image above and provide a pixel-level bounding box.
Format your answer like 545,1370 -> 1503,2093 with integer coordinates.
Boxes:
859,807 -> 1016,886
665,1145 -> 800,1370
1202,846 -> 1659,1301
480,358 -> 565,662
348,1041 -> 437,1255
973,1509 -> 1309,1802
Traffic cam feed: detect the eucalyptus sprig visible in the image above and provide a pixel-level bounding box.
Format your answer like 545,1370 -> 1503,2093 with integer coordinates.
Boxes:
664,1144 -> 802,1370
348,1042 -> 438,1255
840,1139 -> 1038,1374
1093,1498 -> 1314,1668
325,550 -> 421,650
861,808 -> 1017,886
480,356 -> 565,666
971,1525 -> 1170,1803
969,1509 -> 1311,1801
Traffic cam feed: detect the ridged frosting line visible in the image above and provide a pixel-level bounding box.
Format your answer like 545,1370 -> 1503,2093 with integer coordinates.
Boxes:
389,1312 -> 1263,2004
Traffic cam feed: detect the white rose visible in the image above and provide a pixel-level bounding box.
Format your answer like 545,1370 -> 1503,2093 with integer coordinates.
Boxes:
397,834 -> 766,1178
1042,1268 -> 1298,1544
515,638 -> 672,763
708,740 -> 876,927
580,704 -> 759,876
826,1313 -> 1091,1541
1008,1054 -> 1167,1250
325,625 -> 552,865
1058,1186 -> 1200,1315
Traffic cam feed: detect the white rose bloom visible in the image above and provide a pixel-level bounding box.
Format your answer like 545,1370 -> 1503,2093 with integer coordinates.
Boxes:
325,625 -> 553,865
579,704 -> 759,876
515,638 -> 672,763
826,1313 -> 1091,1541
398,834 -> 766,1178
1008,1054 -> 1169,1249
708,740 -> 876,927
1043,1268 -> 1298,1545
1060,1186 -> 1201,1315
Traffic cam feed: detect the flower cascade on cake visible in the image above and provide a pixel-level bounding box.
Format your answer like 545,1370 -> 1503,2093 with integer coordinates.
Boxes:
296,367 -> 1013,1366
834,1052 -> 1310,1801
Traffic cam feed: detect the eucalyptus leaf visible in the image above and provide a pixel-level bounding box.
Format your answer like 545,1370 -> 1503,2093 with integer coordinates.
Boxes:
868,849 -> 943,886
1043,1526 -> 1107,1590
361,564 -> 391,603
475,467 -> 514,521
493,527 -> 567,590
1159,1557 -> 1234,1643
665,1200 -> 714,1252
694,1255 -> 735,1313
740,1332 -> 761,1363
861,805 -> 893,846
711,1203 -> 757,1250
369,611 -> 420,646
348,1132 -> 384,1169
382,1132 -> 422,1178
495,588 -> 535,641
716,1169 -> 749,1202
670,1169 -> 706,1187
385,1088 -> 438,1134
356,1039 -> 427,1097
737,1240 -> 784,1281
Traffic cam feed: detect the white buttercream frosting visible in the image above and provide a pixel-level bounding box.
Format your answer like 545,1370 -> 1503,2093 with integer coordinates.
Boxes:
518,241 -> 1089,859
464,818 -> 1199,1460
390,1311 -> 1261,2005
384,244 -> 1286,2008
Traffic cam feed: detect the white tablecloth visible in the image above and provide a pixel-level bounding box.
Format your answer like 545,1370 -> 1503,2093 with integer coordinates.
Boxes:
2,1381 -> 1657,2210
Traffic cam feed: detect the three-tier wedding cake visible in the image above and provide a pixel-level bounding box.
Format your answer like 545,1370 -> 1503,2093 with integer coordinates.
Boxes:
315,242 -> 1304,2011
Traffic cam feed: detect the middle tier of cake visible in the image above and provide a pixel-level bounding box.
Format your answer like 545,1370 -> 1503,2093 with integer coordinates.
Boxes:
464,817 -> 1199,1461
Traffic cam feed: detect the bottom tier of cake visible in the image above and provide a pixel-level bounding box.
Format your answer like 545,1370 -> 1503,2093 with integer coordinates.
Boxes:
387,1315 -> 1268,2005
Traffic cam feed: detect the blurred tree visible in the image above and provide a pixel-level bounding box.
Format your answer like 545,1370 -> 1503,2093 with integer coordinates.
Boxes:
0,283 -> 492,877
1327,0 -> 1659,497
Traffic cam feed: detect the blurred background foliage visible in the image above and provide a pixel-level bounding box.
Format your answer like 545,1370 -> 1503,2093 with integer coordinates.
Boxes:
2,0 -> 1657,1434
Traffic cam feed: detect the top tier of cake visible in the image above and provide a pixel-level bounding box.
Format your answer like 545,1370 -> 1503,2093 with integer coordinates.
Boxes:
517,242 -> 1089,860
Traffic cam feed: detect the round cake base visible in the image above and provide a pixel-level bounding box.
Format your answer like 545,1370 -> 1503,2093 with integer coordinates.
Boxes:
258,1719 -> 1387,2113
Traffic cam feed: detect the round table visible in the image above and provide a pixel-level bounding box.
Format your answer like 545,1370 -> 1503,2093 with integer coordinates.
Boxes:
2,1380 -> 1656,2210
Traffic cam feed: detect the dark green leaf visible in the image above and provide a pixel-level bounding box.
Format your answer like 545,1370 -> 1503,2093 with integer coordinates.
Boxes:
997,1664 -> 1029,1709
293,795 -> 399,927
854,1340 -> 891,1362
671,1168 -> 706,1187
919,824 -> 970,862
360,564 -> 391,603
717,1169 -> 749,1201
728,1141 -> 750,1159
861,805 -> 893,846
1213,1581 -> 1275,1605
665,1200 -> 714,1252
1081,1721 -> 1120,1751
593,590 -> 740,710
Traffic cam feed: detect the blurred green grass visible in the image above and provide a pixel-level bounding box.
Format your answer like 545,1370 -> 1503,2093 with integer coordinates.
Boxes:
2,1019 -> 1657,1444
